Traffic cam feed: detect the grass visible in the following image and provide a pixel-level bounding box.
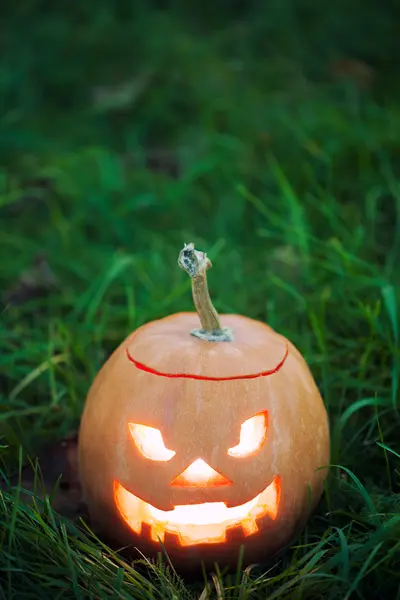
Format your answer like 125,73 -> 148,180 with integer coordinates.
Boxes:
1,1 -> 400,598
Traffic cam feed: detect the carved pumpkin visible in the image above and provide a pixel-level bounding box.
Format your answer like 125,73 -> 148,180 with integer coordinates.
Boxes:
78,243 -> 330,568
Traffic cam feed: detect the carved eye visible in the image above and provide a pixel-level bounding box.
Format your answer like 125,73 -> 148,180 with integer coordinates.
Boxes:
129,423 -> 176,461
228,412 -> 268,458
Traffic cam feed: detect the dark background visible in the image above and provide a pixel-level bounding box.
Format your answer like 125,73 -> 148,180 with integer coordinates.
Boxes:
1,2 -> 400,599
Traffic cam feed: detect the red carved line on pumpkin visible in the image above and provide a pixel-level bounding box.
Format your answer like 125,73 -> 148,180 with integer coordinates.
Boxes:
126,343 -> 289,381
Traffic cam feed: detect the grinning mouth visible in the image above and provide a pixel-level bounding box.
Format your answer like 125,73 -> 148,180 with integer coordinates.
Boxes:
114,476 -> 281,547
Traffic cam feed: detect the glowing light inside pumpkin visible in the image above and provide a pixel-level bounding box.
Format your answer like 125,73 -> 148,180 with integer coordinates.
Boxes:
114,475 -> 281,546
129,423 -> 176,461
170,459 -> 232,487
228,411 -> 267,458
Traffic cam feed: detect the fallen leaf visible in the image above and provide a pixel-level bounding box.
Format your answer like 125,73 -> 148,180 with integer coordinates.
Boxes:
1,433 -> 88,521
92,70 -> 154,113
331,59 -> 375,90
3,254 -> 58,306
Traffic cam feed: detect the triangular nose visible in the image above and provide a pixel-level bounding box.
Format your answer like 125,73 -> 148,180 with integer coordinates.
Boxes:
170,459 -> 232,487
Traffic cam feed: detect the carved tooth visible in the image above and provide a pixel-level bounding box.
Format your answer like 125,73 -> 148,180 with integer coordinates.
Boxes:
150,522 -> 166,544
241,517 -> 259,537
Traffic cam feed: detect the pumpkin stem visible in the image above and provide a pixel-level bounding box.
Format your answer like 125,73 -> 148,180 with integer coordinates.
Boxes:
178,243 -> 234,342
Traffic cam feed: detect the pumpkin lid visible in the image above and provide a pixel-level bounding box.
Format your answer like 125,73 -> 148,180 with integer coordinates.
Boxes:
126,313 -> 288,380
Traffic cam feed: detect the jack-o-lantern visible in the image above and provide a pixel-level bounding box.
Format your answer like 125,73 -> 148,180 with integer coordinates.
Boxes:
78,243 -> 330,569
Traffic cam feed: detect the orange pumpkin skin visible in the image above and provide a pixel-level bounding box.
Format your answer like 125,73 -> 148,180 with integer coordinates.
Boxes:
78,312 -> 330,569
